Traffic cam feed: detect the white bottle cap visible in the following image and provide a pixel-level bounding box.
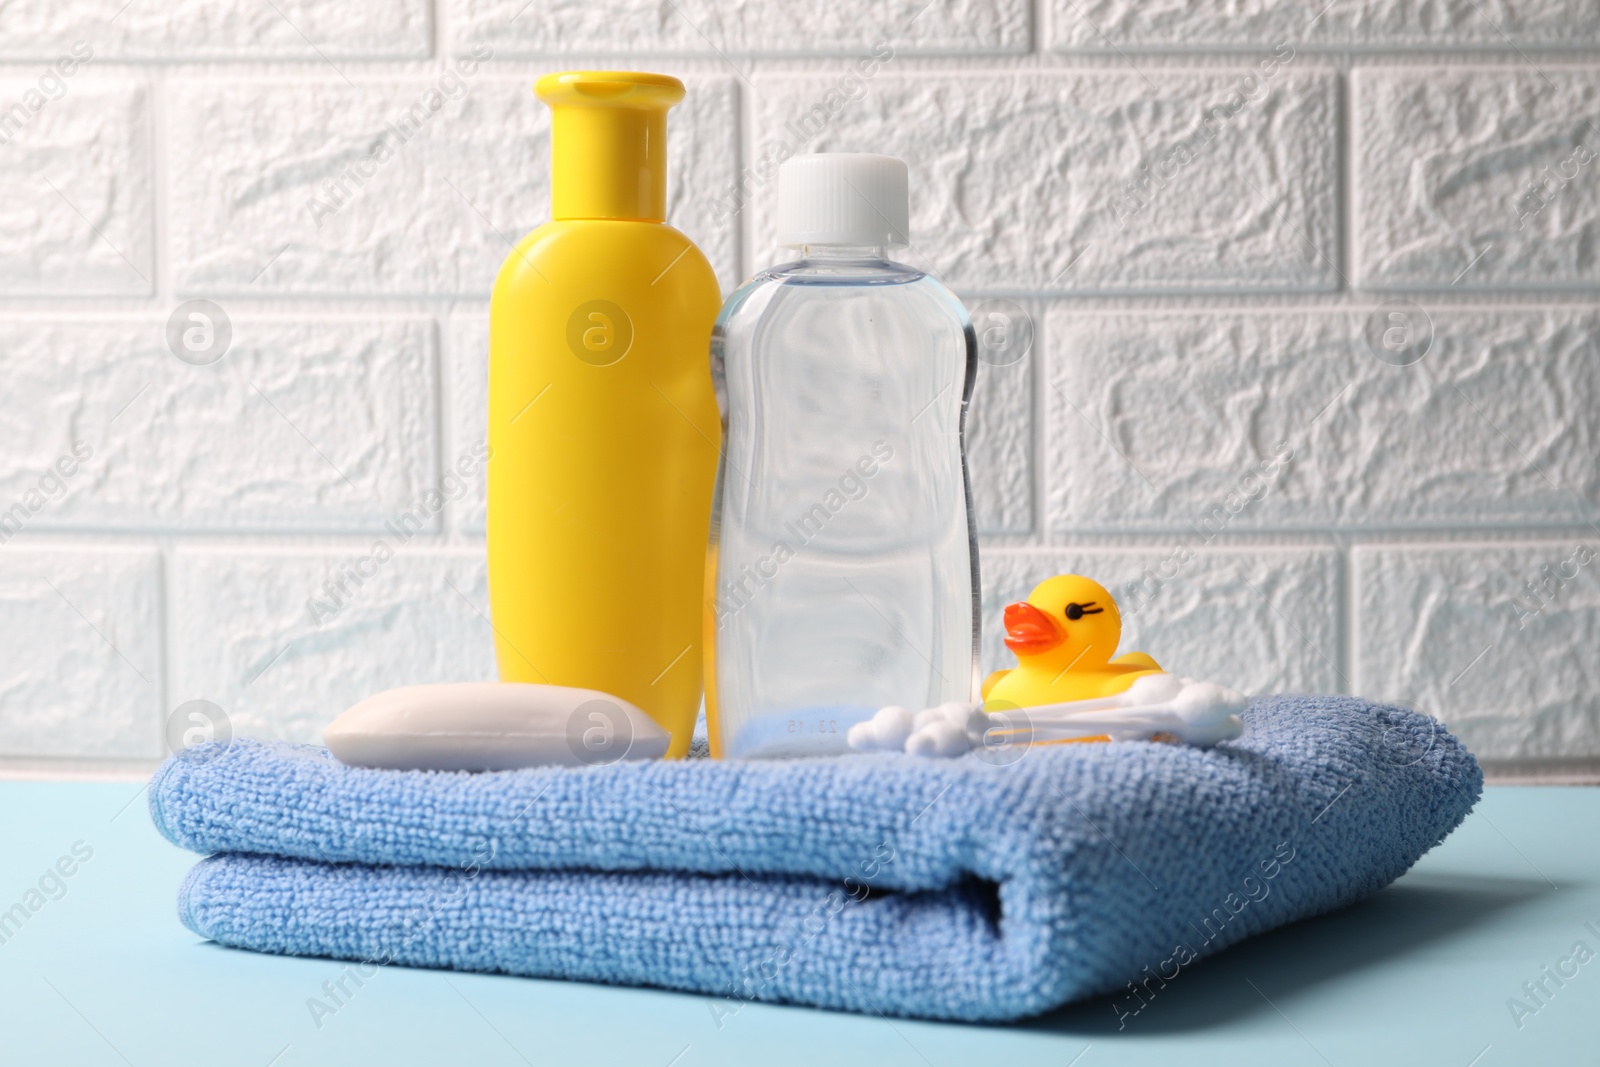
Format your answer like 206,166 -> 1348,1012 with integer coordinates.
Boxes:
775,153 -> 910,248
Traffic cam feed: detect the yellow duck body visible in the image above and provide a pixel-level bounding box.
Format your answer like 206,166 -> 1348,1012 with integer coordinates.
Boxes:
982,575 -> 1163,710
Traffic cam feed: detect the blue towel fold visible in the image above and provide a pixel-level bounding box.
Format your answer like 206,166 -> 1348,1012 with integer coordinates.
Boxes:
150,695 -> 1480,1021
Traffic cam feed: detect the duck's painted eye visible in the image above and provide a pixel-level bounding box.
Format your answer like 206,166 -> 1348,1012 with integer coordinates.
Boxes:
1064,602 -> 1103,621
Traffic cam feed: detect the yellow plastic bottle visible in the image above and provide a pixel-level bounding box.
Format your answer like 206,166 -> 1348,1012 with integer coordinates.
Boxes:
487,71 -> 721,759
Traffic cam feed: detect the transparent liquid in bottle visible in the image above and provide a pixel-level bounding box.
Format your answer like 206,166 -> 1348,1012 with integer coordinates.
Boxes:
708,246 -> 980,758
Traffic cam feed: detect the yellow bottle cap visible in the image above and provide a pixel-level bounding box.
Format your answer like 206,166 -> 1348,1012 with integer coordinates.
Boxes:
535,71 -> 686,223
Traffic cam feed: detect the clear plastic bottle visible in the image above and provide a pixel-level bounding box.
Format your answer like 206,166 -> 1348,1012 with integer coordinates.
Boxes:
706,153 -> 980,759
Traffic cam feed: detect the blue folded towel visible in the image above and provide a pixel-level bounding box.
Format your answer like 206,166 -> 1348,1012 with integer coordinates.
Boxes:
150,695 -> 1480,1022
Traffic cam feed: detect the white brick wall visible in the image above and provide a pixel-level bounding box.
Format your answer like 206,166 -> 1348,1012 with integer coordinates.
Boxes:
1045,308 -> 1599,529
3,76 -> 153,295
748,69 -> 1339,291
1047,2 -> 1600,49
171,546 -> 496,742
1354,67 -> 1600,289
2,2 -> 1596,773
0,317 -> 439,529
1354,542 -> 1600,760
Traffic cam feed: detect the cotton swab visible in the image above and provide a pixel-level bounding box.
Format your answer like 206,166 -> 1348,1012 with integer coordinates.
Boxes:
848,673 -> 1248,758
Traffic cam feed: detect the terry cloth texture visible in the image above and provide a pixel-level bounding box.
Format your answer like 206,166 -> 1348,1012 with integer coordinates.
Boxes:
150,695 -> 1480,1022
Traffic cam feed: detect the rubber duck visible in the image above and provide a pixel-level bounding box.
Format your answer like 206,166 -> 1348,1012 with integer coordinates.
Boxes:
982,575 -> 1163,710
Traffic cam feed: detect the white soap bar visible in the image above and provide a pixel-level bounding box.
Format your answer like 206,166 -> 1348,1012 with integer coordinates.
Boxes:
323,683 -> 670,771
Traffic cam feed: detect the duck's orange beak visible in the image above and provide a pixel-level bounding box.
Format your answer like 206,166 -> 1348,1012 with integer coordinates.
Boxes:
1003,601 -> 1063,655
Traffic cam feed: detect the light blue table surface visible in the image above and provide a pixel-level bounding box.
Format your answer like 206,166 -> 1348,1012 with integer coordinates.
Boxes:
1,781 -> 1595,1066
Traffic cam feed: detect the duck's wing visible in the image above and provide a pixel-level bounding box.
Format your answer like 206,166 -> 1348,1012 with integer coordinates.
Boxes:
1111,651 -> 1161,671
980,669 -> 1011,700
